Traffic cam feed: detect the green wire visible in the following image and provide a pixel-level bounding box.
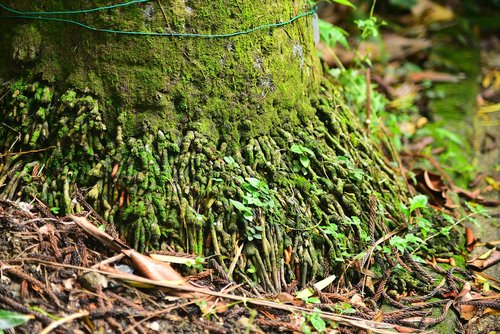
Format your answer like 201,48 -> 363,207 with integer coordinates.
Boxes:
0,5 -> 318,38
0,0 -> 150,15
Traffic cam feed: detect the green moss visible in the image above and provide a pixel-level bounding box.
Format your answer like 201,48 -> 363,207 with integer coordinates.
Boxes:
0,0 -> 422,293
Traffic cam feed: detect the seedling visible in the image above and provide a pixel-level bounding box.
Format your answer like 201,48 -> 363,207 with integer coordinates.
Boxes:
290,144 -> 315,175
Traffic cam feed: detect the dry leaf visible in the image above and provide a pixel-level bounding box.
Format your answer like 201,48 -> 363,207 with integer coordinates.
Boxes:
123,249 -> 187,283
350,293 -> 366,307
413,169 -> 455,208
373,310 -> 384,322
453,283 -> 475,320
467,249 -> 500,271
465,227 -> 477,251
394,325 -> 416,333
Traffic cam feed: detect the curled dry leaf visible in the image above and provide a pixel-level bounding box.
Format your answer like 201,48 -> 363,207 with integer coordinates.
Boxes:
454,283 -> 473,318
122,249 -> 187,283
467,249 -> 500,271
413,169 -> 455,208
465,227 -> 477,251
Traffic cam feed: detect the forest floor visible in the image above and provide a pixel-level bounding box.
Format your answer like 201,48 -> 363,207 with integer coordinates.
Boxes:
1,3 -> 500,334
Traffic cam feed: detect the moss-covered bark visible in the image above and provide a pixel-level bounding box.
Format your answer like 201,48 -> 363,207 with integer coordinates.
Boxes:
0,0 -> 409,292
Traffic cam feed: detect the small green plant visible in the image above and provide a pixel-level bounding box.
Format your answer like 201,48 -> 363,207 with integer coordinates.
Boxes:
387,233 -> 424,253
354,0 -> 386,40
321,222 -> 353,261
301,308 -> 327,334
223,156 -> 240,170
355,16 -> 386,39
332,302 -> 356,314
290,144 -> 315,175
338,156 -> 366,182
400,194 -> 428,221
246,225 -> 262,241
50,206 -> 60,215
229,177 -> 276,222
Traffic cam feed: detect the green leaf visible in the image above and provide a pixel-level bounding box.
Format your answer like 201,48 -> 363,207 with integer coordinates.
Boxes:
309,310 -> 326,332
350,216 -> 361,225
300,155 -> 310,168
293,160 -> 301,172
290,144 -> 304,154
243,211 -> 254,221
307,297 -> 321,304
246,177 -> 262,189
0,310 -> 33,330
318,19 -> 349,49
331,0 -> 356,9
296,287 -> 314,300
223,156 -> 235,164
409,195 -> 428,214
290,144 -> 315,156
229,199 -> 247,211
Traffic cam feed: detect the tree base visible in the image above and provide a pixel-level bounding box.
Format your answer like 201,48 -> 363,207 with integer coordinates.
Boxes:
1,78 -> 410,292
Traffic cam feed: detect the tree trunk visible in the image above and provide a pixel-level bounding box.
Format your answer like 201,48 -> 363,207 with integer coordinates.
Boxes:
0,0 -> 408,292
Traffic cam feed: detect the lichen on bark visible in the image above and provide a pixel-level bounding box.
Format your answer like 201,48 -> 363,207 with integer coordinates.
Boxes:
1,0 -> 410,292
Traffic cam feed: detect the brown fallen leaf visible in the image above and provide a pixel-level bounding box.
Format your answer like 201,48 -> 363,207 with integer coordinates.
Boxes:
394,325 -> 416,333
123,249 -> 187,283
413,169 -> 455,208
453,283 -> 475,320
465,227 -> 477,252
467,249 -> 500,271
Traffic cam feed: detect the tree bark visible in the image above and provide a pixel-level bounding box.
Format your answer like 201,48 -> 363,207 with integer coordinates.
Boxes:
0,0 -> 407,292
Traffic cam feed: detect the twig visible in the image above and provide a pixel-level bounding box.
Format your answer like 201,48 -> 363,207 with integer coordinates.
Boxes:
91,253 -> 126,269
0,146 -> 56,158
39,310 -> 89,334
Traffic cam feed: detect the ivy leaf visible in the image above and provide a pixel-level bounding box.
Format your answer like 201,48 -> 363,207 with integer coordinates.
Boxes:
0,310 -> 33,330
290,144 -> 305,154
291,144 -> 315,156
229,199 -> 246,211
293,160 -> 301,173
243,211 -> 254,221
246,177 -> 262,189
300,155 -> 310,168
409,195 -> 428,214
309,311 -> 326,332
